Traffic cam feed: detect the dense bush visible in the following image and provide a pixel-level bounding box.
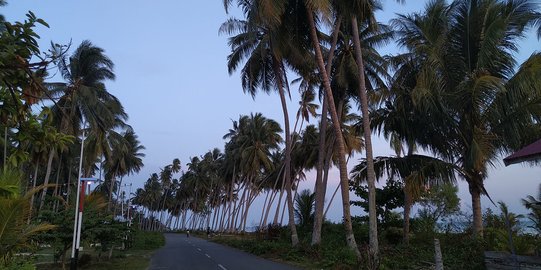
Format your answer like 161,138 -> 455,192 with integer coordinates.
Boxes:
0,257 -> 35,270
132,230 -> 165,250
213,222 -> 493,270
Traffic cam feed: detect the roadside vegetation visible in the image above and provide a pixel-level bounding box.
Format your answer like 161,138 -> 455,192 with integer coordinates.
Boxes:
210,184 -> 541,269
34,230 -> 164,270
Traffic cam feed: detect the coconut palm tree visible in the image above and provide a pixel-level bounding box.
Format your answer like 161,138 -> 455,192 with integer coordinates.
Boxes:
394,0 -> 541,236
294,189 -> 315,228
49,40 -> 124,134
223,113 -> 283,231
102,129 -> 145,212
334,0 -> 403,263
48,40 -> 128,184
301,1 -> 365,258
37,124 -> 73,212
220,2 -> 305,245
522,184 -> 541,234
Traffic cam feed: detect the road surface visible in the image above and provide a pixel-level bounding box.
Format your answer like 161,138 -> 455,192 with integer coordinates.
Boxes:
148,233 -> 300,270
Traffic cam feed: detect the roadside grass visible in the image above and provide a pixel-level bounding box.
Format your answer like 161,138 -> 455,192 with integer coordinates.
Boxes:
34,230 -> 165,270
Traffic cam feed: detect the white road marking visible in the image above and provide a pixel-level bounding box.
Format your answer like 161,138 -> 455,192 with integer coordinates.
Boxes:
205,253 -> 211,258
197,248 -> 201,252
218,264 -> 227,270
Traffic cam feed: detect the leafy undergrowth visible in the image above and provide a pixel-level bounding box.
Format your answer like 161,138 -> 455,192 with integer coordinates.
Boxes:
212,223 -> 485,270
132,230 -> 165,250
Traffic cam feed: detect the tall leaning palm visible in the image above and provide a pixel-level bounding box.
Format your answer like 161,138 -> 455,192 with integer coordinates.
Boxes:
395,0 -> 541,236
220,3 -> 301,246
104,129 -> 145,211
302,2 -> 364,259
49,40 -> 127,178
335,0 -> 406,264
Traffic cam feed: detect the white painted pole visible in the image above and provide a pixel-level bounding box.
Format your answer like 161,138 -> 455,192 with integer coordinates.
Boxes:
76,213 -> 83,249
70,127 -> 85,270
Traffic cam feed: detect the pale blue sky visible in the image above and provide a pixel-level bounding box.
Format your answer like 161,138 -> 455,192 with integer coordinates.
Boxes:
4,1 -> 540,224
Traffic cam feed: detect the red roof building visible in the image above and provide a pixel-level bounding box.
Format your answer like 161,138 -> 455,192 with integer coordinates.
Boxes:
504,139 -> 541,166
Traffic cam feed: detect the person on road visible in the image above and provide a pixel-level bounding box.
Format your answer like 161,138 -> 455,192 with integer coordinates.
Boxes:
186,230 -> 190,238
206,226 -> 211,238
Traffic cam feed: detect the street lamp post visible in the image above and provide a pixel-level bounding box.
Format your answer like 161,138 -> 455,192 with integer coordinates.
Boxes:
70,129 -> 85,270
70,177 -> 99,270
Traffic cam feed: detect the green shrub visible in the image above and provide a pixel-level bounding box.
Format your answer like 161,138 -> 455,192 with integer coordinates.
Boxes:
382,227 -> 403,245
132,230 -> 165,250
0,257 -> 35,270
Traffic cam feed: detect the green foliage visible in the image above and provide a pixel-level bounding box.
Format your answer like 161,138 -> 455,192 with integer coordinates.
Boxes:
131,230 -> 164,250
0,169 -> 55,265
351,178 -> 404,226
415,183 -> 461,233
214,221 -> 491,269
522,184 -> 541,234
0,257 -> 35,270
89,220 -> 129,258
483,204 -> 538,255
379,234 -> 485,270
0,11 -> 55,113
294,189 -> 315,228
37,193 -> 117,263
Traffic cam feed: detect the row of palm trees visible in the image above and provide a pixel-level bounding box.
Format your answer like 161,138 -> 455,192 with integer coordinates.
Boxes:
132,0 -> 540,266
131,112 -> 335,231
1,37 -> 145,220
216,0 -> 540,265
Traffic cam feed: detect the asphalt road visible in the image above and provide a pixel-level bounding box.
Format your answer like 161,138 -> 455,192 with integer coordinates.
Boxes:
148,233 -> 300,270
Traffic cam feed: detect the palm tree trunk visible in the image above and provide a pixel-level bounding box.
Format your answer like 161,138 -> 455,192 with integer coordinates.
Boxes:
241,185 -> 252,232
113,176 -> 124,218
219,202 -> 228,232
28,165 -> 39,223
234,185 -> 247,231
403,147 -> 415,243
259,190 -> 270,227
229,193 -> 238,232
351,16 -> 379,265
281,174 -> 301,225
210,203 -> 218,230
39,149 -> 55,212
312,15 -> 340,243
307,9 -> 361,260
181,209 -> 187,230
403,181 -> 412,243
53,156 -> 63,212
321,137 -> 335,219
312,95 -> 329,245
324,182 -> 340,218
108,174 -> 116,211
243,188 -> 258,232
273,189 -> 284,224
272,166 -> 287,224
273,55 -> 299,246
469,180 -> 483,237
66,163 -> 72,202
262,190 -> 278,227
